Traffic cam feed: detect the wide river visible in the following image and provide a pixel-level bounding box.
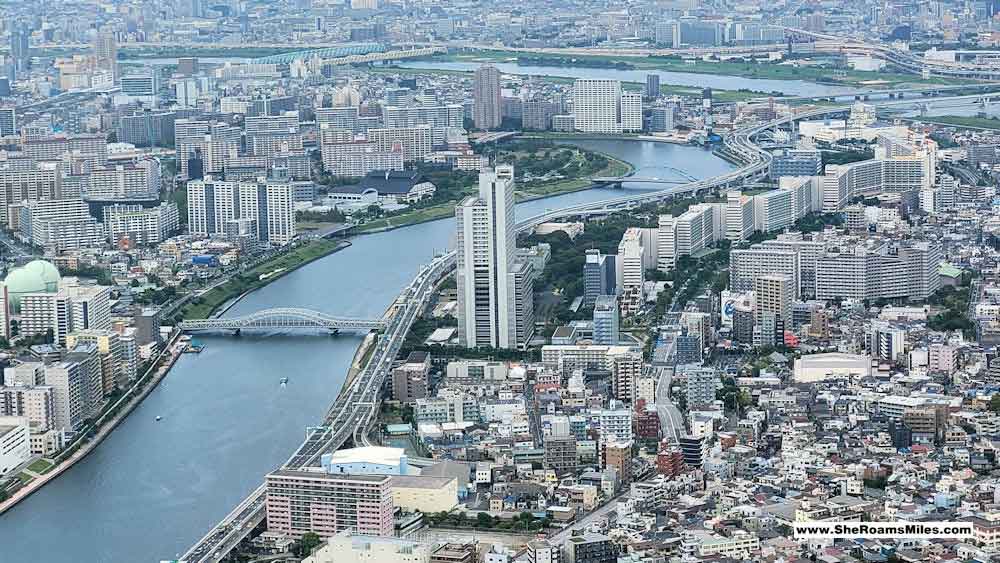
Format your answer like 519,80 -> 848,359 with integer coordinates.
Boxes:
0,140 -> 733,562
397,60 -> 859,97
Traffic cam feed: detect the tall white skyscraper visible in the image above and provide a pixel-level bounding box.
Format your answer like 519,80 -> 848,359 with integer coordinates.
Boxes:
572,79 -> 642,133
573,79 -> 621,133
456,166 -> 516,349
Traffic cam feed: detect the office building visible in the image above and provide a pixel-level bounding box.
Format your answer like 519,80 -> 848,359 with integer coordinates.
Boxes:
583,249 -> 616,307
473,65 -> 502,130
265,470 -> 394,539
116,109 -> 176,148
508,260 -> 536,347
187,178 -> 296,245
593,295 -> 620,345
0,106 -> 15,136
456,166 -> 517,349
648,106 -> 674,132
522,100 -> 561,131
562,533 -> 617,563
769,149 -> 822,179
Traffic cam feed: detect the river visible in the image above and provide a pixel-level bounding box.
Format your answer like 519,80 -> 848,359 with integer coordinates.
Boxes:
396,61 -> 858,98
0,141 -> 733,562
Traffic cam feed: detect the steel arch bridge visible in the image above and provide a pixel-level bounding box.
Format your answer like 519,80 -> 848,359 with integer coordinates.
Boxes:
178,308 -> 386,333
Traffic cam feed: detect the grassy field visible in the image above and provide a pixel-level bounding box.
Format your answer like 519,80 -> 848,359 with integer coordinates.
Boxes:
27,459 -> 53,474
178,239 -> 348,320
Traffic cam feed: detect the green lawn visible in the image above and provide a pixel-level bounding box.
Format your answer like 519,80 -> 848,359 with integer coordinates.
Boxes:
27,459 -> 53,474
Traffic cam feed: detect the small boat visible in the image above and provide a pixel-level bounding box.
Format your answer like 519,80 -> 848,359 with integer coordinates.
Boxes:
184,339 -> 206,353
280,377 -> 289,386
155,416 -> 162,421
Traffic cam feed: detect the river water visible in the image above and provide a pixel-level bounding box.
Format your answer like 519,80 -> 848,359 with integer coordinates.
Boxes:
396,61 -> 858,98
0,141 -> 733,562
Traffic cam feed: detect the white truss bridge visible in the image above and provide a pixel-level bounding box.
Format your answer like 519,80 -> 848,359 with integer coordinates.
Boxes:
177,308 -> 386,333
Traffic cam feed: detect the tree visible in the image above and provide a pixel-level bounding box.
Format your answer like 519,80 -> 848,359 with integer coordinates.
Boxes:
476,512 -> 495,528
990,394 -> 1000,413
295,531 -> 322,557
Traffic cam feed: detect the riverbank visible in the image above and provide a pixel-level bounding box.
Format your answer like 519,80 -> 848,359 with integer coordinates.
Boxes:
354,151 -> 632,234
433,50 -> 965,88
0,331 -> 185,515
377,65 -> 765,103
905,114 -> 1000,131
177,239 -> 352,320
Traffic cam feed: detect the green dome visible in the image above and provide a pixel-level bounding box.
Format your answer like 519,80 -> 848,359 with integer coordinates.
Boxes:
4,260 -> 61,312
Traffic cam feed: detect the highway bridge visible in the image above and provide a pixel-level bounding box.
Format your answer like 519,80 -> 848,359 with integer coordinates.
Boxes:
177,308 -> 386,334
181,92 -> 970,562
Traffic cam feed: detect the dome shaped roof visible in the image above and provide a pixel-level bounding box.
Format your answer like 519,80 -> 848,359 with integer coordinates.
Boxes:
3,260 -> 61,311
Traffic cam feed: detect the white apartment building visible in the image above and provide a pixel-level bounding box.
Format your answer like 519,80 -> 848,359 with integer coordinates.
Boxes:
104,202 -> 180,245
572,79 -> 641,133
541,344 -> 636,376
0,416 -> 29,477
17,198 -> 104,250
0,386 -> 55,431
724,191 -> 754,242
620,91 -> 643,132
753,189 -> 794,233
321,140 -> 404,178
44,361 -> 88,432
729,248 -> 801,298
367,127 -> 432,161
0,160 -> 63,215
778,176 -> 823,220
456,166 -> 517,349
187,178 -> 296,244
617,228 -> 645,316
82,159 -> 161,200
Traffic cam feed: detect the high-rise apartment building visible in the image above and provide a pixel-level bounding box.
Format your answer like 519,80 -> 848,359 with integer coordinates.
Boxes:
473,65 -> 502,130
456,166 -> 517,349
754,274 -> 794,347
572,79 -> 642,134
92,33 -> 118,82
187,178 -> 296,244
